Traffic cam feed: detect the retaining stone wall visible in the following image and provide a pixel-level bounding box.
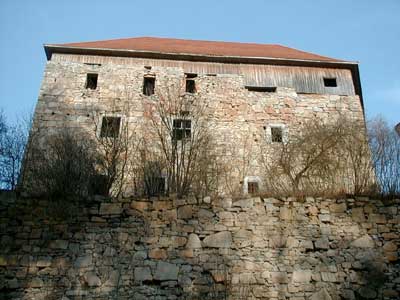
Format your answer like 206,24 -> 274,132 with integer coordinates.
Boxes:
0,192 -> 399,299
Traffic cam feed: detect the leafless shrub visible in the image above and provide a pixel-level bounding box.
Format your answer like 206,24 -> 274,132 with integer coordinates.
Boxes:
91,108 -> 140,197
261,117 -> 375,197
339,117 -> 375,195
142,80 -> 216,197
262,118 -> 343,196
25,130 -> 97,201
368,117 -> 400,196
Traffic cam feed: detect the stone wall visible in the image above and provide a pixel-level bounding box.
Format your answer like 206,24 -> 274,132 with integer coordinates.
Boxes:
29,55 -> 365,195
0,192 -> 399,299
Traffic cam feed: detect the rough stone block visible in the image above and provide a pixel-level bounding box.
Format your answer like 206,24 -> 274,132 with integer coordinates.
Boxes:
329,202 -> 347,213
203,231 -> 232,248
49,240 -> 68,250
149,248 -> 168,260
36,256 -> 52,267
130,201 -> 149,212
292,270 -> 312,283
99,203 -> 122,215
358,287 -> 377,299
271,272 -> 288,283
186,233 -> 202,249
321,272 -> 338,282
29,277 -> 44,288
152,200 -> 171,211
203,196 -> 211,203
369,214 -> 386,224
315,237 -> 329,250
351,235 -> 374,248
318,214 -> 331,223
198,208 -> 214,219
84,272 -> 102,287
233,198 -> 254,208
383,241 -> 397,252
134,267 -> 152,282
269,235 -> 286,248
74,255 -> 92,268
239,272 -> 256,284
154,262 -> 179,281
234,229 -> 253,240
177,205 -> 193,219
310,288 -> 332,300
280,207 -> 292,220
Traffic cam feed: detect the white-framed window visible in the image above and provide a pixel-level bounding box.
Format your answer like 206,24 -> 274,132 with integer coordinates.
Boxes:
265,123 -> 288,143
243,176 -> 262,195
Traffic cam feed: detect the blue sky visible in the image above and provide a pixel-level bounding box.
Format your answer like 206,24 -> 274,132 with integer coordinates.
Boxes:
0,0 -> 399,125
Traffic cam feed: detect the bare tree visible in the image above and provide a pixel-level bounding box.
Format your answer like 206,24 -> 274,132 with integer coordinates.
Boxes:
142,80 -> 215,197
0,110 -> 30,190
368,117 -> 400,196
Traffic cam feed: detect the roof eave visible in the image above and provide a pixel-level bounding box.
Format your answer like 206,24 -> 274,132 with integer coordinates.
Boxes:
44,44 -> 358,66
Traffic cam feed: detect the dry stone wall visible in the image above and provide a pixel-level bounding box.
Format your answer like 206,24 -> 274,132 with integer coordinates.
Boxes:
0,192 -> 399,299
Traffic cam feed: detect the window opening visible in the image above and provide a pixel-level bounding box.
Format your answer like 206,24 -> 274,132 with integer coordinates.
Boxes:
323,78 -> 337,87
248,181 -> 259,195
173,119 -> 191,141
245,86 -> 276,92
185,73 -> 197,93
100,116 -> 121,138
271,127 -> 283,143
86,73 -> 98,89
143,76 -> 155,95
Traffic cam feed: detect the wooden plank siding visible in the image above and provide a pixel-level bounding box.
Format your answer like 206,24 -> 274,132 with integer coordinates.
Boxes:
53,53 -> 356,96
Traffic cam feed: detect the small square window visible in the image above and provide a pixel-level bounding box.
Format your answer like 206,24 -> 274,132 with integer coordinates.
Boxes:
86,73 -> 98,89
143,76 -> 155,96
100,116 -> 121,138
323,78 -> 337,87
271,127 -> 283,143
173,119 -> 191,141
248,182 -> 259,195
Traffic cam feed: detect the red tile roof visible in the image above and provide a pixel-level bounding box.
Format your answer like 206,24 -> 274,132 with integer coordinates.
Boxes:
54,36 -> 343,63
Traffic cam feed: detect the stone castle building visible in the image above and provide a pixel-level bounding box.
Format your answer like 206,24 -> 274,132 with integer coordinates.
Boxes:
30,37 -> 365,196
6,38 -> 399,300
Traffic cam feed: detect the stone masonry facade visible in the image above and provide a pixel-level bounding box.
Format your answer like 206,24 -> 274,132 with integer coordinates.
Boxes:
30,53 -> 365,195
0,192 -> 399,299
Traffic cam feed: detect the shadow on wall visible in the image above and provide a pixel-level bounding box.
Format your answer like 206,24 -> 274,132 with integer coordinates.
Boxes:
0,193 -> 234,299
